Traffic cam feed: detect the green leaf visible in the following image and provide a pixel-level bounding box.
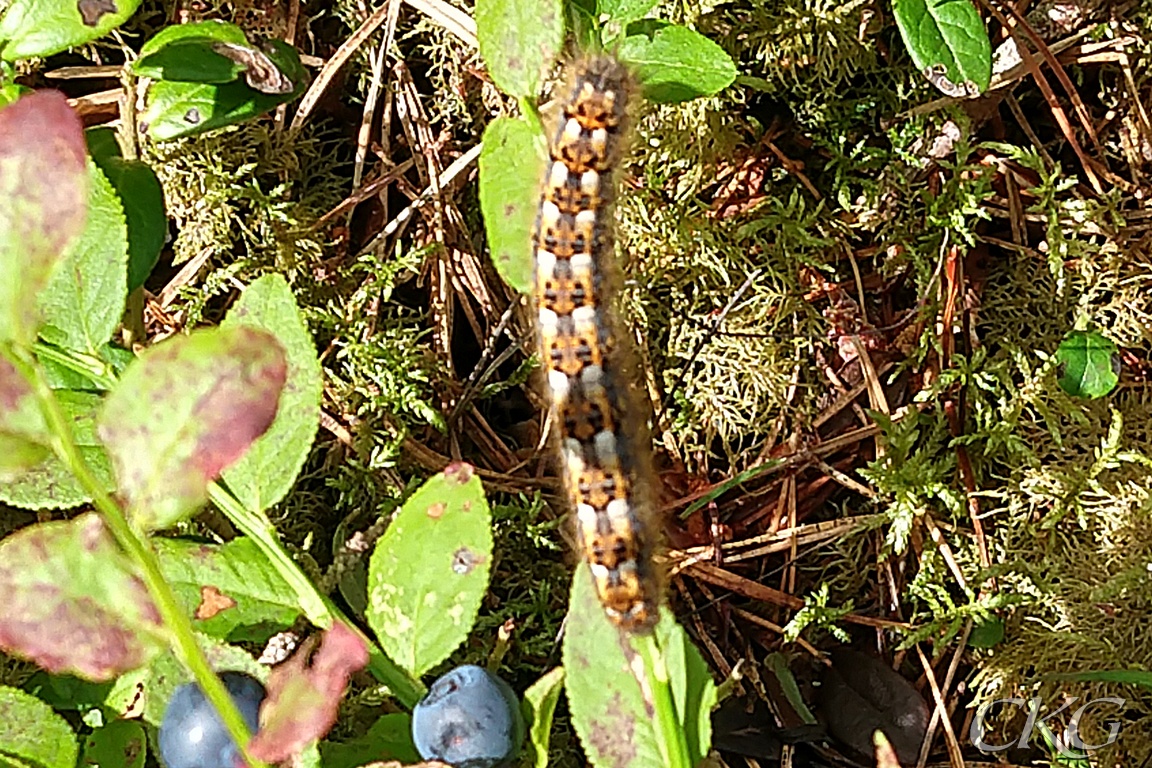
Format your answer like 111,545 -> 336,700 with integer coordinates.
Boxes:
84,126 -> 120,163
523,667 -> 565,768
221,274 -> 322,512
97,326 -> 288,530
562,562 -> 716,768
0,83 -> 31,106
0,514 -> 165,680
138,19 -> 248,59
968,618 -> 1004,649
476,0 -> 563,98
598,0 -> 657,26
134,20 -> 250,82
0,686 -> 78,768
36,342 -> 131,391
479,117 -> 546,294
95,157 -> 165,292
141,43 -> 306,141
0,91 -> 88,344
366,464 -> 493,677
1049,669 -> 1152,690
335,519 -> 369,618
0,434 -> 49,480
893,0 -> 992,97
80,719 -> 145,768
155,537 -> 299,642
765,652 -> 816,724
38,161 -> 129,354
618,22 -> 737,103
1056,330 -> 1119,399
319,713 -> 420,767
22,671 -> 116,713
0,0 -> 141,60
0,390 -> 116,510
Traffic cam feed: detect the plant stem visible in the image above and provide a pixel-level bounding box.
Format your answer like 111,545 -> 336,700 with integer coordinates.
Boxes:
634,632 -> 692,768
30,341 -> 117,390
9,346 -> 267,768
208,483 -> 426,707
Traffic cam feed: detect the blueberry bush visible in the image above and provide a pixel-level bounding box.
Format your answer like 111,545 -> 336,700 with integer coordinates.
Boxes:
0,1 -> 719,760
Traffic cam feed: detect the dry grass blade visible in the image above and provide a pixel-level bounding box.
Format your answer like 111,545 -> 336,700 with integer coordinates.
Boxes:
993,0 -> 1104,158
914,645 -> 963,768
403,0 -> 477,48
917,623 -> 972,768
979,0 -> 1102,193
289,0 -> 397,132
684,561 -> 908,630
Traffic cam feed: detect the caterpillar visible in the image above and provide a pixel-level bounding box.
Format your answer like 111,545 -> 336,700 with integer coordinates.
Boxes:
533,54 -> 661,634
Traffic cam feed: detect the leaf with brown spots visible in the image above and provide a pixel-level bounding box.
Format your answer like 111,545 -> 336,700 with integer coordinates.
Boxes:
211,41 -> 295,94
97,326 -> 287,531
366,464 -> 492,677
562,562 -> 717,768
475,0 -> 562,98
249,622 -> 368,762
154,537 -> 298,641
76,0 -> 117,26
195,586 -> 236,620
139,41 -> 307,142
0,91 -> 87,344
0,514 -> 164,680
80,719 -> 146,768
477,117 -> 544,294
0,0 -> 140,64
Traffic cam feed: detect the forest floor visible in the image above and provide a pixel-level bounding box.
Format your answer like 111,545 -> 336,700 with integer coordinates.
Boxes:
38,0 -> 1152,764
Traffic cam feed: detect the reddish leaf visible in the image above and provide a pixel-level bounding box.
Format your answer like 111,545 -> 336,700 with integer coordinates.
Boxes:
0,355 -> 34,416
0,91 -> 88,343
97,326 -> 288,530
0,514 -> 164,680
0,353 -> 50,477
249,623 -> 369,762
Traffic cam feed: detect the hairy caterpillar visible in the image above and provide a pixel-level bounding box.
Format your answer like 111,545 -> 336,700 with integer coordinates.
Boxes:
533,55 -> 661,633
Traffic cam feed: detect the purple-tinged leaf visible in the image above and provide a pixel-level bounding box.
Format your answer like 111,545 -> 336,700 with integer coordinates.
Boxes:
38,161 -> 129,355
250,622 -> 368,762
0,91 -> 88,344
0,514 -> 164,680
0,352 -> 50,478
97,326 -> 287,530
0,355 -> 42,434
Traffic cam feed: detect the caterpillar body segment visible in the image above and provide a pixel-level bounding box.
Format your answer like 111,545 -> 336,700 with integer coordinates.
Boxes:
532,54 -> 662,634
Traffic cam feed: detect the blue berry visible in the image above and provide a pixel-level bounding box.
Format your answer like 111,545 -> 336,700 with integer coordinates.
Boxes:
158,671 -> 265,768
411,665 -> 524,768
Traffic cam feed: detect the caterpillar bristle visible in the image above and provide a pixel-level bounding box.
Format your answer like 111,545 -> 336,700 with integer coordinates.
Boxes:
533,54 -> 661,635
